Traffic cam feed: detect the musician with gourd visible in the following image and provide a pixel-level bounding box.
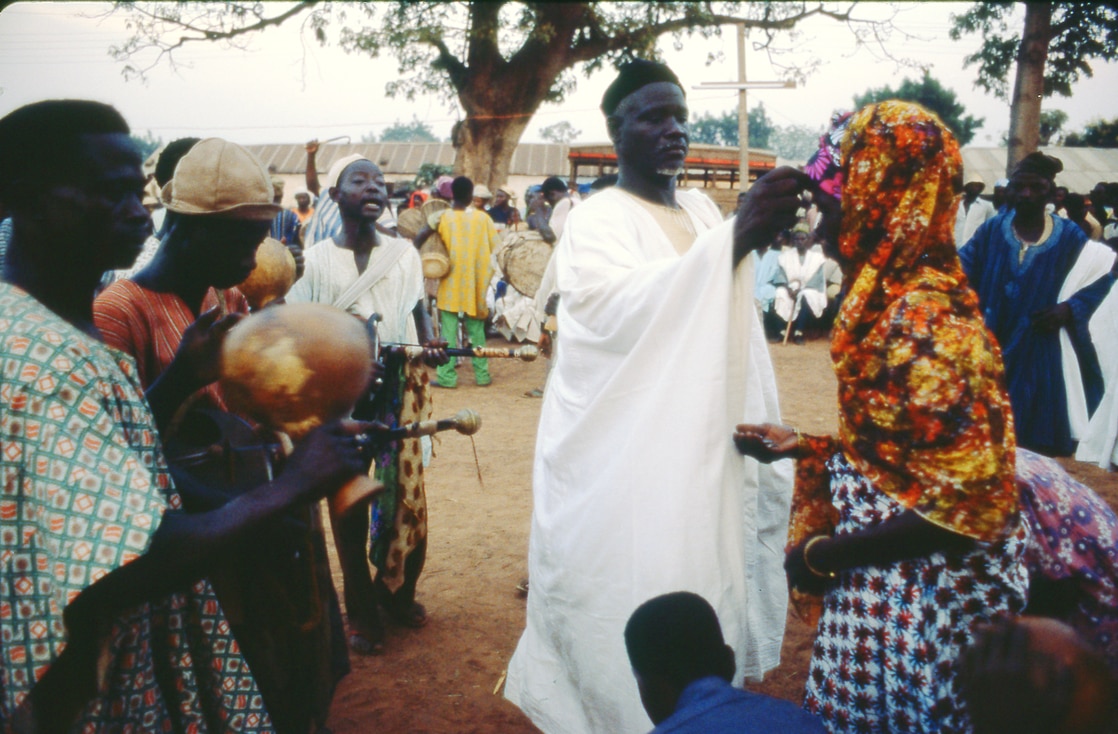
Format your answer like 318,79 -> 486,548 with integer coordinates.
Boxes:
287,154 -> 447,655
93,136 -> 351,733
0,100 -> 372,733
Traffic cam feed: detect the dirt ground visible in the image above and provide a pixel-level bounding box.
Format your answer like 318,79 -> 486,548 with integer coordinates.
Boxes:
323,335 -> 1118,733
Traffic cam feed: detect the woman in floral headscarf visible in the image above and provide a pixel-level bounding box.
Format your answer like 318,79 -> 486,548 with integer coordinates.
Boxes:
736,101 -> 1029,733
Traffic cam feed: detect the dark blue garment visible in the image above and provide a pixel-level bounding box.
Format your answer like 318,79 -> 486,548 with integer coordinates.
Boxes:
270,208 -> 300,245
487,203 -> 514,225
959,211 -> 1116,455
650,677 -> 826,734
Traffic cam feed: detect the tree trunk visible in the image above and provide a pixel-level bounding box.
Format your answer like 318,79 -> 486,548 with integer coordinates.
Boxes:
1006,3 -> 1052,175
452,109 -> 533,192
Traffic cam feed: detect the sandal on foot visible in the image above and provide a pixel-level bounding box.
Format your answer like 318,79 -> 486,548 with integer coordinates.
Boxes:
347,629 -> 386,656
385,601 -> 428,628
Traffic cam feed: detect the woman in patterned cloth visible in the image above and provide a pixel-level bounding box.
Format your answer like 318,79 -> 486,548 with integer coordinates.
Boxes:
736,101 -> 1030,733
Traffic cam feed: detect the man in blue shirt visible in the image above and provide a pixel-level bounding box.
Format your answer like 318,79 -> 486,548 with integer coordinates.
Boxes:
625,592 -> 825,734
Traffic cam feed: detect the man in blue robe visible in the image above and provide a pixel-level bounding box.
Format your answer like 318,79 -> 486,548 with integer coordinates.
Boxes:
960,152 -> 1116,456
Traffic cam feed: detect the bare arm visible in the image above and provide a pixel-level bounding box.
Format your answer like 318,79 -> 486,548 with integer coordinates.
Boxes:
305,139 -> 321,197
733,167 -> 815,268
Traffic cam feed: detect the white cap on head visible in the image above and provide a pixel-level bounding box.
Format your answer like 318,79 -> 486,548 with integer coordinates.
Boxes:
325,154 -> 371,190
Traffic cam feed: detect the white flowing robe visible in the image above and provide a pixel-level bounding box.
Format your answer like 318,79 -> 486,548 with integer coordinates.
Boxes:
287,236 -> 424,344
504,187 -> 793,734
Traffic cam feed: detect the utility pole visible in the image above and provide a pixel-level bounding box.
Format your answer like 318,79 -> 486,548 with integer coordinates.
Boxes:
696,23 -> 794,190
737,23 -> 749,190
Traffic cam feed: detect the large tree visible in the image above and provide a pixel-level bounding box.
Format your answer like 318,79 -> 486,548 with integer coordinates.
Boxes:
107,1 -> 906,188
852,72 -> 983,145
950,3 -> 1118,173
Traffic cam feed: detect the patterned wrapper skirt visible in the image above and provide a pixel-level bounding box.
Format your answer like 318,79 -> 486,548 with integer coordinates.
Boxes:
804,454 -> 1029,734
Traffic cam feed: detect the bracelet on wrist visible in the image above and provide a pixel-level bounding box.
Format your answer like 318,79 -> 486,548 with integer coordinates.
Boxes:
803,535 -> 837,579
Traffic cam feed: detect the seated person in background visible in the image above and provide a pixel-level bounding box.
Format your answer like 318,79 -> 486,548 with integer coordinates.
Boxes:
625,592 -> 826,734
753,230 -> 785,341
487,185 -> 520,229
959,616 -> 1116,734
772,222 -> 827,342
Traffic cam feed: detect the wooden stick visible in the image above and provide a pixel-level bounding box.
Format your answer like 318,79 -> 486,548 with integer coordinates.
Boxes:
386,344 -> 539,362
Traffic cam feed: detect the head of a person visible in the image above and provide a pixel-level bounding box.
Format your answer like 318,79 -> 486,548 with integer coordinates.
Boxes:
433,175 -> 454,201
451,175 -> 474,207
0,99 -> 151,276
1054,185 -> 1069,206
602,60 -> 688,185
270,176 -> 285,205
472,183 -> 492,209
153,137 -> 202,189
824,100 -> 962,279
541,176 -> 568,204
1009,152 -> 1062,218
161,137 -> 280,289
963,176 -> 985,201
624,592 -> 735,725
1064,193 -> 1088,224
492,186 -> 511,208
792,223 -> 812,253
961,617 -> 1116,734
329,156 -> 387,225
294,188 -> 312,210
773,229 -> 790,250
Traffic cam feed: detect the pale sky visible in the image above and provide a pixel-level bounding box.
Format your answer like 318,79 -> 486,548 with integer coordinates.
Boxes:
1,1 -> 1116,150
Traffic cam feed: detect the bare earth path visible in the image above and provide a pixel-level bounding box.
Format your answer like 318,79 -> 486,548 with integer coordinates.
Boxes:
324,336 -> 1118,733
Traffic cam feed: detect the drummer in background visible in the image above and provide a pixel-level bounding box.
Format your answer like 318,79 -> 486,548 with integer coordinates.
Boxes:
93,136 -> 352,733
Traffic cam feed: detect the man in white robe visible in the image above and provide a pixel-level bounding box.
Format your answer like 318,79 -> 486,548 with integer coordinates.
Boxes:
287,156 -> 445,655
772,226 -> 827,341
954,175 -> 996,248
504,60 -> 808,734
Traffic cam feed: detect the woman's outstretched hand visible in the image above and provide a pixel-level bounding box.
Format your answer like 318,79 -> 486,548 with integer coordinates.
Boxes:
733,423 -> 799,463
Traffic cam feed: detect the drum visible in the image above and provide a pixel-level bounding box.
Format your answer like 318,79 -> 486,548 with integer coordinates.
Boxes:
497,230 -> 553,298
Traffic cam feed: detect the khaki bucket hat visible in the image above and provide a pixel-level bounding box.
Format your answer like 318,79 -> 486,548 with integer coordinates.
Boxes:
162,138 -> 281,220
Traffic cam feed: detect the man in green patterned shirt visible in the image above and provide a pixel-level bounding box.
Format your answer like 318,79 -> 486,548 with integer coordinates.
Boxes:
0,100 -> 369,732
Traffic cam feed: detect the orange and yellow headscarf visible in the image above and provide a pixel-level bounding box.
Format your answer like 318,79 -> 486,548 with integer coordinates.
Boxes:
791,101 -> 1019,551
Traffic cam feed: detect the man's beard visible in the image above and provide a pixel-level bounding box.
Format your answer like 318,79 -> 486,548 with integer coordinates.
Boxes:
656,166 -> 684,177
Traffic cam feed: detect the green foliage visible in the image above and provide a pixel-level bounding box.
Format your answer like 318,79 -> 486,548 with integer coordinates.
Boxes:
1039,109 -> 1068,145
950,3 -> 1118,99
852,72 -> 983,145
130,130 -> 162,161
539,121 -> 581,145
689,102 -> 774,149
1064,118 -> 1118,148
768,124 -> 823,162
414,162 -> 453,188
686,103 -> 817,160
379,116 -> 440,143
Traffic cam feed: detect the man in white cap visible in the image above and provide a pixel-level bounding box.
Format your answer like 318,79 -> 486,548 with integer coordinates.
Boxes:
955,173 -> 996,248
288,155 -> 447,656
504,59 -> 808,734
